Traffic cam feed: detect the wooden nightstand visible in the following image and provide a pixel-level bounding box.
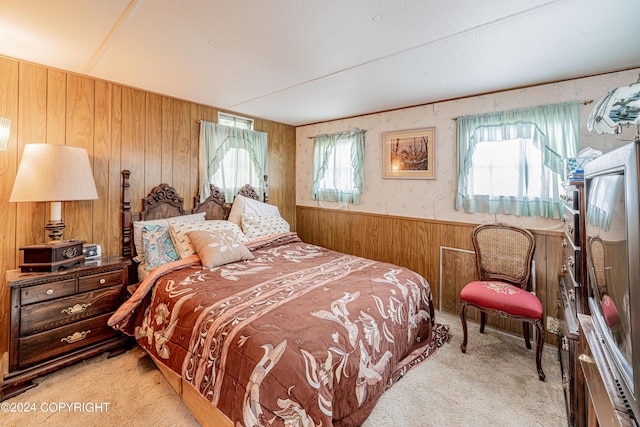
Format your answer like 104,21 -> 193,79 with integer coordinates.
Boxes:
1,256 -> 131,400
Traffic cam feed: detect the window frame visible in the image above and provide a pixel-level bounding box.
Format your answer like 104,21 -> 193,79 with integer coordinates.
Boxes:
312,128 -> 366,205
218,112 -> 254,130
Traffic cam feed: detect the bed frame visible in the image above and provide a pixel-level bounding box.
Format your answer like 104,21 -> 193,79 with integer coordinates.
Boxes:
121,170 -> 266,280
119,169 -> 266,427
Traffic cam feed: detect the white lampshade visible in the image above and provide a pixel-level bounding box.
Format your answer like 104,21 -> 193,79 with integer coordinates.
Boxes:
587,76 -> 640,136
10,143 -> 98,241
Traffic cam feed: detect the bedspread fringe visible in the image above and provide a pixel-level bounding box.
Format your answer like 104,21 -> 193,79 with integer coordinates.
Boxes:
387,323 -> 450,388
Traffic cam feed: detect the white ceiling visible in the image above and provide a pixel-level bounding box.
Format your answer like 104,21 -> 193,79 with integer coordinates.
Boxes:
1,0 -> 639,126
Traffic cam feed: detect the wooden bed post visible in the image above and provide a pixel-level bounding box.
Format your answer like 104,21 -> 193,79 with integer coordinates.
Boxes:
264,174 -> 269,203
122,170 -> 132,259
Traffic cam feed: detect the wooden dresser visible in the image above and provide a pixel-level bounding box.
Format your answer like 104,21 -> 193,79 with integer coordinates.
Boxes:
559,179 -> 588,426
1,256 -> 130,400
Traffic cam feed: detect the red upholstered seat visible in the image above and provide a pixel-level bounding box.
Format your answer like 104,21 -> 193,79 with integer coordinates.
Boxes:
459,223 -> 545,381
602,294 -> 620,329
460,281 -> 543,320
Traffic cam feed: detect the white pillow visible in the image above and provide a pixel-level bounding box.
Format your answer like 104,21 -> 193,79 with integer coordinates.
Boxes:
241,214 -> 290,241
169,220 -> 248,259
227,195 -> 247,226
228,194 -> 280,226
133,212 -> 206,262
246,196 -> 280,216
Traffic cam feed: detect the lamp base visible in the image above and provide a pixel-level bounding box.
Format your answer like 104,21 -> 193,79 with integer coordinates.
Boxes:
19,240 -> 85,272
45,220 -> 65,242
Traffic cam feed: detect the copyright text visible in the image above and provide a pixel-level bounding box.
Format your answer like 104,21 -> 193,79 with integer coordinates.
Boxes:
1,401 -> 111,413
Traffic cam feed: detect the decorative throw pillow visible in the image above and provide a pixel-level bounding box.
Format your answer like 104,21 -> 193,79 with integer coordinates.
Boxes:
141,225 -> 180,270
133,212 -> 205,263
227,195 -> 247,226
240,214 -> 290,241
227,194 -> 280,226
169,220 -> 248,258
188,230 -> 254,268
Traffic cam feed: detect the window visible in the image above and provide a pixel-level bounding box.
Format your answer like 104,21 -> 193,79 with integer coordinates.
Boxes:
312,128 -> 366,204
456,102 -> 580,219
468,138 -> 545,199
218,112 -> 254,130
198,120 -> 267,203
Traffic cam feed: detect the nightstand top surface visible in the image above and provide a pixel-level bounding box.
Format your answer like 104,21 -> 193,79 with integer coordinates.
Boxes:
6,256 -> 130,287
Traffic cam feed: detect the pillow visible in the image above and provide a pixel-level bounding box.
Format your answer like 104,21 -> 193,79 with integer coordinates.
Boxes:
133,212 -> 205,262
188,230 -> 254,268
241,214 -> 290,241
141,225 -> 180,270
228,194 -> 280,226
170,220 -> 248,259
137,262 -> 150,281
227,195 -> 247,226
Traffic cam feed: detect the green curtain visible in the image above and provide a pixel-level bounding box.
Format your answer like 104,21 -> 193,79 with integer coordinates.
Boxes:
455,101 -> 580,218
199,120 -> 267,202
312,128 -> 365,204
586,174 -> 624,231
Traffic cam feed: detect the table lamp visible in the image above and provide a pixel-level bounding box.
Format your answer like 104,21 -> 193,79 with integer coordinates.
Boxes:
10,143 -> 99,243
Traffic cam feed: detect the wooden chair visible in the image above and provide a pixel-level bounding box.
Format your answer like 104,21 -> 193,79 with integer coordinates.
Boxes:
459,223 -> 545,381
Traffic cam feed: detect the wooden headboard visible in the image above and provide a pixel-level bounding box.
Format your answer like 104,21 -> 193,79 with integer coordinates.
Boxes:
121,169 -> 267,261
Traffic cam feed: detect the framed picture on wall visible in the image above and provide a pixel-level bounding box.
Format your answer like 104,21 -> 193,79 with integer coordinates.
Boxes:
383,127 -> 436,179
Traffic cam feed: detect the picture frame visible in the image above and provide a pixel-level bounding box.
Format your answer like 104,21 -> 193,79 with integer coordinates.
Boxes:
383,127 -> 435,179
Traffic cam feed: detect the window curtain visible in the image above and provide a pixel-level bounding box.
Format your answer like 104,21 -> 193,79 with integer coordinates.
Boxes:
455,101 -> 580,218
586,174 -> 624,231
198,120 -> 267,202
312,128 -> 365,204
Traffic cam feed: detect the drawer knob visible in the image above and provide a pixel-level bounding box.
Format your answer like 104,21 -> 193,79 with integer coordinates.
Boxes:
61,303 -> 91,315
46,289 -> 54,295
99,278 -> 106,284
61,330 -> 91,344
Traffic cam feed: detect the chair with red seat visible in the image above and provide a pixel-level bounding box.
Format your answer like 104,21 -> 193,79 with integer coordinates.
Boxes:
459,223 -> 545,381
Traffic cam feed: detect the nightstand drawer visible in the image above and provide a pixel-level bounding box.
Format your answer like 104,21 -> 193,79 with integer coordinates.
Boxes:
19,286 -> 123,336
20,278 -> 76,305
78,270 -> 123,293
18,312 -> 118,368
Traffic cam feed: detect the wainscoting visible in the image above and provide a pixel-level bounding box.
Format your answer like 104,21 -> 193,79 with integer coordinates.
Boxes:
296,205 -> 563,346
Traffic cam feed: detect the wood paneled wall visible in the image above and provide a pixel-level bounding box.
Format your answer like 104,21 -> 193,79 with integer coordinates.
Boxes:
0,56 -> 296,360
296,205 -> 564,346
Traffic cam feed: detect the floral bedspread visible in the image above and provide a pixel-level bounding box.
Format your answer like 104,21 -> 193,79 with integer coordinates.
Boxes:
109,233 -> 448,426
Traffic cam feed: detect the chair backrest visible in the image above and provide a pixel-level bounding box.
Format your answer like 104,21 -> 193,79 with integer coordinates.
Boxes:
472,223 -> 535,290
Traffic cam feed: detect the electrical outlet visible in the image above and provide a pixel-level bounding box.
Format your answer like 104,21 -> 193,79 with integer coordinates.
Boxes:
547,316 -> 560,335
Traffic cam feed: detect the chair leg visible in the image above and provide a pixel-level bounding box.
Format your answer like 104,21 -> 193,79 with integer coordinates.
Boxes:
523,321 -> 532,350
460,302 -> 468,353
534,319 -> 545,381
479,311 -> 486,334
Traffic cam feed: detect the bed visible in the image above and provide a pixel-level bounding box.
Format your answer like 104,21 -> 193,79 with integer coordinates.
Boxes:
109,170 -> 449,427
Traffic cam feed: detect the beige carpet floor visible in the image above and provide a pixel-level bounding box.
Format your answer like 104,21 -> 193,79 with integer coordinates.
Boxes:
2,311 -> 566,427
